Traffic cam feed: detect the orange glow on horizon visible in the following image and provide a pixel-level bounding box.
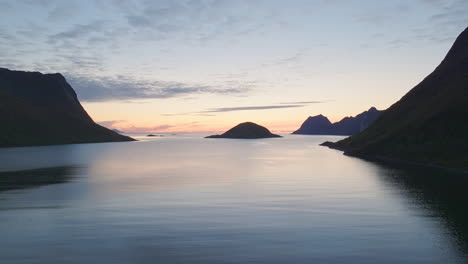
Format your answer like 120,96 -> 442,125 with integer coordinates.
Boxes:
103,120 -> 302,134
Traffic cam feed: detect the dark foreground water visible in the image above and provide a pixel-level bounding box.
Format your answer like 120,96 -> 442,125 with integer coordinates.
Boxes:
0,134 -> 466,264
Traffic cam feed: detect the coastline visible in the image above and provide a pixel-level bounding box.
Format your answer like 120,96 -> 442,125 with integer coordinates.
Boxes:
320,142 -> 468,175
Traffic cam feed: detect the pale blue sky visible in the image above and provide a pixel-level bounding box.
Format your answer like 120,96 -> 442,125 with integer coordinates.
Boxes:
1,0 -> 467,132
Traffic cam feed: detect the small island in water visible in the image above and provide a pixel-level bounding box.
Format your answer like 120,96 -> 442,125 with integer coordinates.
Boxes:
206,122 -> 281,139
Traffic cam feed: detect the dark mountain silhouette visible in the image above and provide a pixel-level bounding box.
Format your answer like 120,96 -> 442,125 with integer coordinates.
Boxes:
0,68 -> 134,147
322,27 -> 468,171
293,114 -> 332,135
293,107 -> 382,135
206,122 -> 281,139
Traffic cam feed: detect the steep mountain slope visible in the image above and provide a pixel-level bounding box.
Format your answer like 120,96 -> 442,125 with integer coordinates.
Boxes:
0,68 -> 134,147
322,27 -> 468,170
293,107 -> 382,135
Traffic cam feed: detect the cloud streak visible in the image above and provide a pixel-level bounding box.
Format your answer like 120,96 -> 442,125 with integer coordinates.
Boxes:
163,101 -> 326,116
200,105 -> 307,113
280,101 -> 328,105
66,74 -> 251,102
48,20 -> 107,43
200,100 -> 327,113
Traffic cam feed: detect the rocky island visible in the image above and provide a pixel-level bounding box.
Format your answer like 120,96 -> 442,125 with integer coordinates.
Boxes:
0,68 -> 135,147
205,122 -> 281,139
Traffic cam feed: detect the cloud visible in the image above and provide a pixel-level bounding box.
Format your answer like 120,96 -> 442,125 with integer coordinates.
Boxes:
410,1 -> 468,44
200,105 -> 307,113
65,74 -> 251,102
280,101 -> 327,105
355,14 -> 393,26
420,0 -> 448,7
47,2 -> 80,22
428,1 -> 468,27
3,0 -> 467,109
162,101 -> 326,116
48,21 -> 107,43
17,0 -> 56,8
0,31 -> 16,44
259,52 -> 308,69
0,1 -> 12,11
114,0 -> 271,44
200,101 -> 327,113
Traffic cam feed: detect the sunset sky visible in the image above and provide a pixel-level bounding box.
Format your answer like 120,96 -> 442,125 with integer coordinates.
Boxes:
1,0 -> 467,133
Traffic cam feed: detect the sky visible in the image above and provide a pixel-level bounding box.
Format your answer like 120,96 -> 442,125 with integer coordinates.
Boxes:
1,0 -> 467,133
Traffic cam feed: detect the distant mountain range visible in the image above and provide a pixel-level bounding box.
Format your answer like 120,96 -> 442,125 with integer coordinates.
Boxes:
293,107 -> 382,135
206,122 -> 281,139
322,27 -> 468,171
0,68 -> 134,147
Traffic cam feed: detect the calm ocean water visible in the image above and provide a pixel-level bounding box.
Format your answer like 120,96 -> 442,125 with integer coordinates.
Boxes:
0,134 -> 466,263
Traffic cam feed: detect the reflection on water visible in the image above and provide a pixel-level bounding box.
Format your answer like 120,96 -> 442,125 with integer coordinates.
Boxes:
376,163 -> 468,255
0,134 -> 466,263
0,166 -> 78,192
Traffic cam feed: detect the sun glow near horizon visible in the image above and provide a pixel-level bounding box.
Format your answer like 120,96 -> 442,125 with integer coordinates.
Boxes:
84,65 -> 439,133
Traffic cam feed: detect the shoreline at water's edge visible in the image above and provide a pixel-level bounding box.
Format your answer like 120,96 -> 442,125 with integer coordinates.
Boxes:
320,141 -> 468,175
205,135 -> 282,139
0,137 -> 136,149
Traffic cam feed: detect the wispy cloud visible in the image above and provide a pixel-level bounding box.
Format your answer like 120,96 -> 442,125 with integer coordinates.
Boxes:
66,74 -> 251,102
428,1 -> 468,26
2,0 -> 467,110
117,0 -> 270,43
201,105 -> 306,113
163,101 -> 326,116
48,20 -> 107,43
279,101 -> 327,105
